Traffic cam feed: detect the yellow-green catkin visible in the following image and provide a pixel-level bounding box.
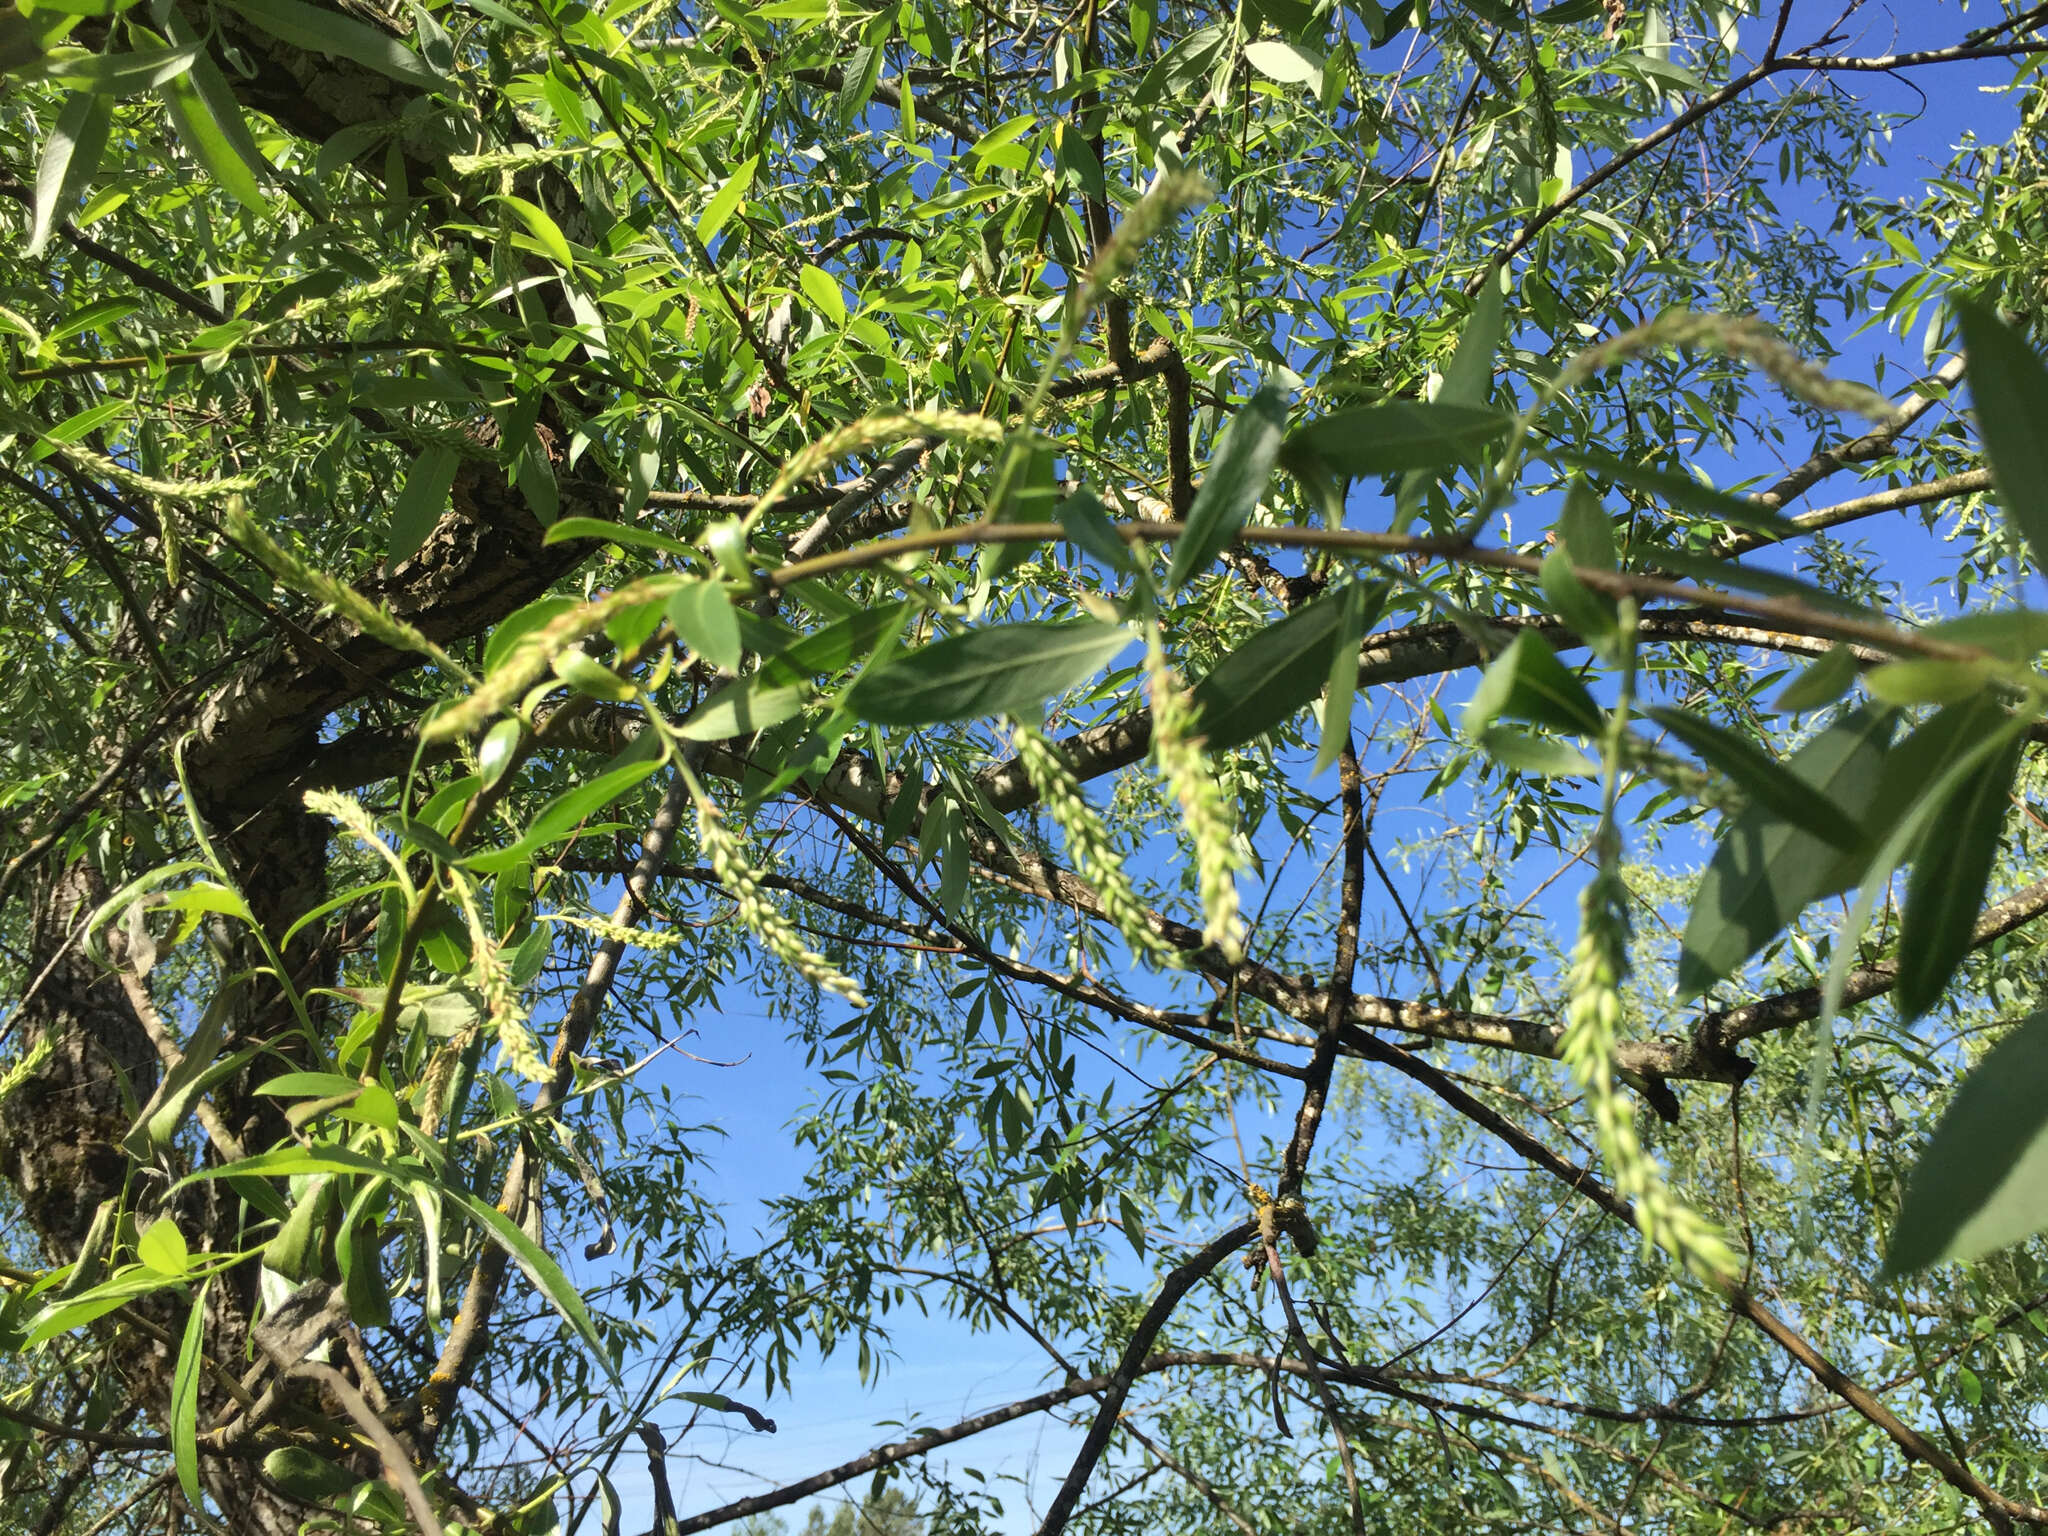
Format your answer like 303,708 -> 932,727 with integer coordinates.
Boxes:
228,499 -> 473,681
1144,634 -> 1245,962
1563,312 -> 1893,422
1561,866 -> 1741,1284
1011,720 -> 1177,967
447,869 -> 549,1085
697,799 -> 868,1007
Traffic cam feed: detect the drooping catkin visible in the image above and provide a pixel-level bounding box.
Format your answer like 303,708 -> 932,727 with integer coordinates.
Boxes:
230,500 -> 473,681
1561,311 -> 1894,422
1561,866 -> 1741,1284
1144,633 -> 1245,962
448,868 -> 549,1084
697,798 -> 868,1007
1011,720 -> 1178,966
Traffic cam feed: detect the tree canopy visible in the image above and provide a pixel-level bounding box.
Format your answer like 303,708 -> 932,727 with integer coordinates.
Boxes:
7,0 -> 2048,1533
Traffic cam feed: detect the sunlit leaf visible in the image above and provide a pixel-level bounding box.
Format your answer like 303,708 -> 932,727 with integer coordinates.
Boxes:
28,89 -> 111,256
1168,378 -> 1290,590
1463,630 -> 1604,739
848,621 -> 1134,727
1192,591 -> 1351,752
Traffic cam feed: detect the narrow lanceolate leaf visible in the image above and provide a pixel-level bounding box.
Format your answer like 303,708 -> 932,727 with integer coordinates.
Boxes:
1168,378 -> 1290,590
1439,275 -> 1505,411
385,444 -> 461,569
848,621 -> 1133,726
1282,401 -> 1511,482
218,0 -> 445,90
1886,1007 -> 2048,1276
697,154 -> 759,243
1677,704 -> 1894,999
1643,705 -> 1864,850
1314,582 -> 1385,775
1190,591 -> 1350,752
171,1278 -> 210,1505
29,90 -> 112,256
1954,299 -> 2048,575
158,60 -> 265,212
1893,723 -> 2025,1023
1463,630 -> 1604,739
1557,479 -> 1618,570
1774,644 -> 1859,713
1539,546 -> 1617,651
445,1189 -> 620,1382
497,193 -> 576,271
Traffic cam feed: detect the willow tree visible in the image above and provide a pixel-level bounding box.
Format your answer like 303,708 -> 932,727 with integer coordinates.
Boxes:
6,0 -> 2048,1531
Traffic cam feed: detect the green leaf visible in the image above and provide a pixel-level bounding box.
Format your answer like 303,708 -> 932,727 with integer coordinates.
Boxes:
123,989 -> 240,1159
1439,274 -> 1505,411
1894,723 -> 2024,1023
835,41 -> 884,124
26,397 -> 127,462
1774,645 -> 1859,713
171,1278 -> 208,1506
445,1188 -> 618,1380
386,445 -> 460,569
484,596 -> 578,676
1556,479 -> 1617,569
1885,1007 -> 2048,1276
1676,705 -> 1894,998
1864,657 -> 1997,706
254,1071 -> 362,1099
552,649 -> 637,702
159,66 -> 265,213
667,580 -> 744,671
541,516 -> 693,560
848,621 -> 1134,727
674,677 -> 811,741
1314,582 -> 1385,775
798,263 -> 848,328
967,113 -> 1035,161
42,43 -> 198,93
1282,401 -> 1511,481
697,154 -> 759,242
1643,705 -> 1865,850
1538,547 -> 1617,650
463,750 -> 662,872
1954,299 -> 2048,576
1244,38 -> 1324,90
479,718 -> 523,791
1191,592 -> 1351,752
1168,378 -> 1290,590
1055,488 -> 1133,575
218,0 -> 444,90
1478,726 -> 1598,778
1462,630 -> 1604,739
264,1446 -> 359,1504
28,90 -> 111,256
497,193 -> 575,270
137,1218 -> 190,1276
